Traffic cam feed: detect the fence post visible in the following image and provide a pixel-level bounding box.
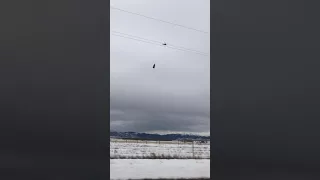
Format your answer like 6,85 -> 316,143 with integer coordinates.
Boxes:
192,141 -> 194,158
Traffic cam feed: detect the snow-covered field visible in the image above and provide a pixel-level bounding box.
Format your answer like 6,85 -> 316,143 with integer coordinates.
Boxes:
110,139 -> 210,159
110,159 -> 210,180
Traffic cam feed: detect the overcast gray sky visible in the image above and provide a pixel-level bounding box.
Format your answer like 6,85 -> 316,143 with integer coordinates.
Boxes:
110,0 -> 210,135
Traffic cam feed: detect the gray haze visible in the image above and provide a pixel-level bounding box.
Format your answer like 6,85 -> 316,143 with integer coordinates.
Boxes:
110,0 -> 210,135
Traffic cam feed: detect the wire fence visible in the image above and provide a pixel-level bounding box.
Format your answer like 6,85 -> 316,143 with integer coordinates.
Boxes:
110,138 -> 210,159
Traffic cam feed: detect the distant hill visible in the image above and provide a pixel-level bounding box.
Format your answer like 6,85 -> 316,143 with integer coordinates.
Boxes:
110,131 -> 210,141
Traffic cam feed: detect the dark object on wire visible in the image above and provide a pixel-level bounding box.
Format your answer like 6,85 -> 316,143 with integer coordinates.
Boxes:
153,64 -> 155,68
162,42 -> 167,46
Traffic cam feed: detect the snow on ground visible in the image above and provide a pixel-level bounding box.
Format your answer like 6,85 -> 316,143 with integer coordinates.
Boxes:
110,159 -> 210,180
110,140 -> 210,159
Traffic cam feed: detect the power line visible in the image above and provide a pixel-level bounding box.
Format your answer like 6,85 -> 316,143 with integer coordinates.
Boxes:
111,32 -> 208,56
112,33 -> 163,47
111,31 -> 208,56
111,33 -> 208,56
112,33 -> 207,56
112,31 -> 160,44
112,31 -> 206,54
110,6 -> 209,34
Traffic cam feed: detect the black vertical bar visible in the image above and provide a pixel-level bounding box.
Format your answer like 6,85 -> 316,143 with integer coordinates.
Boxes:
0,0 -> 110,179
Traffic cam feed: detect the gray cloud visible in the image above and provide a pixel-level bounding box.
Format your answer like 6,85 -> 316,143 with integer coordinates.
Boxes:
110,0 -> 210,135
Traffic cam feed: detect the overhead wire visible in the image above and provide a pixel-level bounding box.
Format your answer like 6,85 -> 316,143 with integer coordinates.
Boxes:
112,33 -> 164,47
110,6 -> 209,34
111,33 -> 208,56
111,34 -> 209,56
111,31 -> 209,56
112,31 -> 160,44
112,31 -> 208,55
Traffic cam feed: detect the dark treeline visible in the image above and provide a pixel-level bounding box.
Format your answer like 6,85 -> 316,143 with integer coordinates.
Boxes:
110,131 -> 210,141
